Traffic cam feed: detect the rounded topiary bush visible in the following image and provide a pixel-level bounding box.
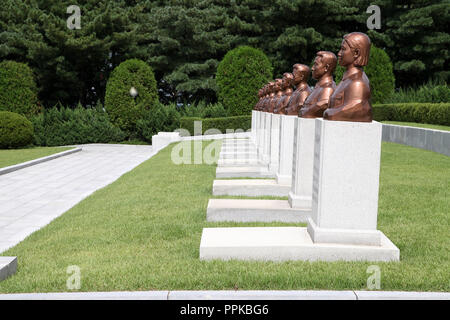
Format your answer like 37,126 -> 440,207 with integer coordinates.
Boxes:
216,46 -> 273,116
105,59 -> 158,134
334,45 -> 395,104
0,111 -> 34,148
0,61 -> 38,116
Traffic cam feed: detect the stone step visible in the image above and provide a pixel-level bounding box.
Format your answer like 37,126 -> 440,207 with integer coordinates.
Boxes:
206,199 -> 310,222
199,227 -> 400,262
219,152 -> 258,159
216,166 -> 275,178
213,179 -> 290,197
217,159 -> 268,167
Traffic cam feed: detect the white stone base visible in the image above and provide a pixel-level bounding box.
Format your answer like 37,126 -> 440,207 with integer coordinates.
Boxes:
307,218 -> 382,246
206,199 -> 310,223
221,146 -> 257,153
199,227 -> 400,262
0,256 -> 17,281
152,132 -> 181,152
219,152 -> 258,159
213,179 -> 291,197
288,191 -> 312,209
276,173 -> 292,186
217,159 -> 268,167
216,166 -> 275,178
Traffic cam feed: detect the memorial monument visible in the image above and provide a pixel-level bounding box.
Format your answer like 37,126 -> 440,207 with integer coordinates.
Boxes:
323,32 -> 373,122
273,73 -> 294,114
285,64 -> 312,116
268,79 -> 283,113
300,51 -> 336,118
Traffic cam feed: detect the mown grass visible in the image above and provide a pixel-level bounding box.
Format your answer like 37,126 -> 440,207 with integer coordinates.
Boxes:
382,121 -> 450,131
0,141 -> 448,293
0,147 -> 74,169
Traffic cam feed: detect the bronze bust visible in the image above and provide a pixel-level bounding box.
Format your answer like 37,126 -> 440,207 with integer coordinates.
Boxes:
269,78 -> 283,113
274,73 -> 294,114
300,51 -> 337,118
323,32 -> 373,122
285,64 -> 312,115
254,88 -> 263,110
262,82 -> 275,112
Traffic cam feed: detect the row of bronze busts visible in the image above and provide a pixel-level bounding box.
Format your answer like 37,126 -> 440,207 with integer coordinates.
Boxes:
254,32 -> 373,122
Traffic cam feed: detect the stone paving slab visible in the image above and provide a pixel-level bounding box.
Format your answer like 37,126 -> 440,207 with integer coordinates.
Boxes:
0,144 -> 154,254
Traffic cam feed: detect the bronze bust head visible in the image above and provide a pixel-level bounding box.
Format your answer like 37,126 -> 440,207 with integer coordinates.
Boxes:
285,64 -> 312,115
274,73 -> 294,114
300,51 -> 337,118
269,78 -> 283,113
262,81 -> 275,111
255,88 -> 263,110
323,32 -> 373,122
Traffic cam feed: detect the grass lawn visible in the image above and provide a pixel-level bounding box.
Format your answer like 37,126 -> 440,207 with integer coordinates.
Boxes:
0,147 -> 74,169
0,141 -> 449,293
382,121 -> 450,131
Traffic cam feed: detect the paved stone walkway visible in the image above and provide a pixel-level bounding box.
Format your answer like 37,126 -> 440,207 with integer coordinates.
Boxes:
0,144 -> 154,253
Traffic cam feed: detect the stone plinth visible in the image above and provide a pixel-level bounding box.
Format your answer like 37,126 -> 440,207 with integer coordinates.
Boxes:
216,166 -> 274,178
269,114 -> 281,173
308,119 -> 384,246
262,113 -> 272,163
200,227 -> 400,262
276,115 -> 297,185
288,118 -> 316,209
212,179 -> 290,197
206,199 -> 309,223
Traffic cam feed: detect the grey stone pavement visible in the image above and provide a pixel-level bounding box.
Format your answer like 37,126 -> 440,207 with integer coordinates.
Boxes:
0,144 -> 154,254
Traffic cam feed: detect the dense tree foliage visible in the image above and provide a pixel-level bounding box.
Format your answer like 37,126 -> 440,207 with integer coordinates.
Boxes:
0,0 -> 448,108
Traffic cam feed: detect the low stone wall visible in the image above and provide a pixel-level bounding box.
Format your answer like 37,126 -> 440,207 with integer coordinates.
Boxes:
382,124 -> 450,156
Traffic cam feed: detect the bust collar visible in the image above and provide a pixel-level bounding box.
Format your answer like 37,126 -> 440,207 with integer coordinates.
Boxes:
342,66 -> 363,81
316,75 -> 333,88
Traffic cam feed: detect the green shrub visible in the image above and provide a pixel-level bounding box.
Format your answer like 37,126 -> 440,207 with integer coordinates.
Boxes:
0,61 -> 38,116
216,46 -> 272,116
179,101 -> 228,118
180,115 -> 251,136
0,111 -> 34,148
373,103 -> 450,125
104,59 -> 158,134
32,103 -> 126,146
334,45 -> 395,104
137,103 -> 181,143
386,80 -> 450,103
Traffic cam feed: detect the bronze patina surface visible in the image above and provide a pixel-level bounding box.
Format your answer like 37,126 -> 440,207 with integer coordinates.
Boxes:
324,32 -> 373,122
285,64 -> 312,115
274,73 -> 294,114
269,78 -> 283,113
300,51 -> 337,118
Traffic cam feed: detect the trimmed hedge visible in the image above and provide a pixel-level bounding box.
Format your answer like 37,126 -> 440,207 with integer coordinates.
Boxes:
216,46 -> 273,116
0,111 -> 34,148
137,103 -> 181,143
180,115 -> 251,136
0,61 -> 38,116
373,103 -> 450,125
32,104 -> 126,146
105,59 -> 158,134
